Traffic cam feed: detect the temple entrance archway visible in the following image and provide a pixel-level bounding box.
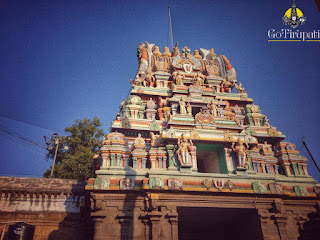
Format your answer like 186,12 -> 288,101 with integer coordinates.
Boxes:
177,207 -> 263,240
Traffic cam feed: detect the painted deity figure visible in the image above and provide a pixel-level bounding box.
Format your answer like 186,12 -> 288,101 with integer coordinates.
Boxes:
173,72 -> 184,85
152,46 -> 162,57
144,67 -> 155,87
231,139 -> 249,168
177,134 -> 193,165
193,72 -> 204,86
186,102 -> 192,115
208,99 -> 217,117
162,47 -> 172,57
235,82 -> 245,93
221,75 -> 235,93
179,98 -> 187,115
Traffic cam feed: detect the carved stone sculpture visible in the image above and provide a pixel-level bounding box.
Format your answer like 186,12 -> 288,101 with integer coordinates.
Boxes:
94,178 -> 110,190
294,185 -> 308,196
179,97 -> 187,115
120,178 -> 135,190
269,183 -> 284,195
252,182 -> 268,194
177,134 -> 193,165
231,139 -> 249,168
149,177 -> 164,189
168,178 -> 183,190
152,46 -> 162,56
146,98 -> 157,120
193,49 -> 202,59
213,179 -> 225,191
202,179 -> 212,190
162,46 -> 171,57
235,82 -> 245,93
193,72 -> 205,86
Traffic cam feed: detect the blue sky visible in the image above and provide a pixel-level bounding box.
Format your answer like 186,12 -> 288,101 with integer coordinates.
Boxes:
0,0 -> 319,181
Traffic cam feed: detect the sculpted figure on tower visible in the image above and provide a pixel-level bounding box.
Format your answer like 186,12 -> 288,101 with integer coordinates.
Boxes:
231,139 -> 249,168
177,134 -> 193,165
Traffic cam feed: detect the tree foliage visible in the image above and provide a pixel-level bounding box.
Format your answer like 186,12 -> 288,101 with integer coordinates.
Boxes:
44,117 -> 104,180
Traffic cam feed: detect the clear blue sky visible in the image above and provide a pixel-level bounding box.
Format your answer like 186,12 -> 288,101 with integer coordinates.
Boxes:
0,0 -> 319,181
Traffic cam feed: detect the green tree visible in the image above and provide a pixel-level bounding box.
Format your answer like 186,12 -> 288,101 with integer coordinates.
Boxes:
44,117 -> 104,180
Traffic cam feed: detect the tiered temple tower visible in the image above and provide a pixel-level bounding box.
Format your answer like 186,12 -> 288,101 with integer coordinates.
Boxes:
86,42 -> 320,240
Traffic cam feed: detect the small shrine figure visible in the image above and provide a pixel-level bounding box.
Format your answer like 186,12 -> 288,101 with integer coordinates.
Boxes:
263,116 -> 270,127
235,82 -> 246,93
190,127 -> 200,139
193,49 -> 202,59
153,46 -> 162,57
186,102 -> 192,115
133,73 -> 143,86
173,71 -> 184,85
193,72 -> 205,86
208,99 -> 217,117
162,47 -> 172,57
221,75 -> 235,93
262,141 -> 272,154
135,133 -> 145,145
144,67 -> 155,87
181,46 -> 191,58
179,97 -> 187,115
172,45 -> 180,57
150,132 -> 161,147
231,139 -> 249,168
177,134 -> 193,165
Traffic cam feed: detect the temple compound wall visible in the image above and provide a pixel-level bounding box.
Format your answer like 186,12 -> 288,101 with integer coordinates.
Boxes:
0,177 -> 90,240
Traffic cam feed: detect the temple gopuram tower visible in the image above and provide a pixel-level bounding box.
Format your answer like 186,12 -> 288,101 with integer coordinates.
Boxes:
86,42 -> 320,240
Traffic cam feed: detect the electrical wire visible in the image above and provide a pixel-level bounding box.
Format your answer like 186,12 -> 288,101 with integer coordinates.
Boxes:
0,127 -> 46,149
0,114 -> 63,134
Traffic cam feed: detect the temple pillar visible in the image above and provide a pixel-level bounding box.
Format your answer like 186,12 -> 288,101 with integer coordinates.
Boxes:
261,163 -> 266,173
101,153 -> 110,168
301,163 -> 308,175
167,211 -> 178,240
166,145 -> 177,170
150,154 -> 157,168
162,156 -> 167,169
257,210 -> 281,240
123,155 -> 129,168
274,215 -> 289,240
110,153 -> 115,166
148,211 -> 162,240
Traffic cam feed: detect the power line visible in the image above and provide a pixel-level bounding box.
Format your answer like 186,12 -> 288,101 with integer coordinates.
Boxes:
0,132 -> 47,156
0,114 -> 63,134
0,127 -> 46,149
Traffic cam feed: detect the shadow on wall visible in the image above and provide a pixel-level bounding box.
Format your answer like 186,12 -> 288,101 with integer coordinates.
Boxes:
299,206 -> 320,240
48,180 -> 92,240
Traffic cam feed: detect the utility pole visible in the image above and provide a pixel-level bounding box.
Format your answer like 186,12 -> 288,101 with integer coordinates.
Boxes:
44,133 -> 60,178
302,137 -> 320,173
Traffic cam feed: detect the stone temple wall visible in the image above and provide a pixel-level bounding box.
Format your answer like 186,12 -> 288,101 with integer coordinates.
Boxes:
0,177 -> 91,240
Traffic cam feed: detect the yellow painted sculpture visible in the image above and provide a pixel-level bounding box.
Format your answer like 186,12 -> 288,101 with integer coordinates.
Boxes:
153,46 -> 162,57
193,50 -> 202,59
162,47 -> 172,57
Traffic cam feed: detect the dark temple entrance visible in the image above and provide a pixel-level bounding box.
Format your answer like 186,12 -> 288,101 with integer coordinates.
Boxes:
177,207 -> 263,240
